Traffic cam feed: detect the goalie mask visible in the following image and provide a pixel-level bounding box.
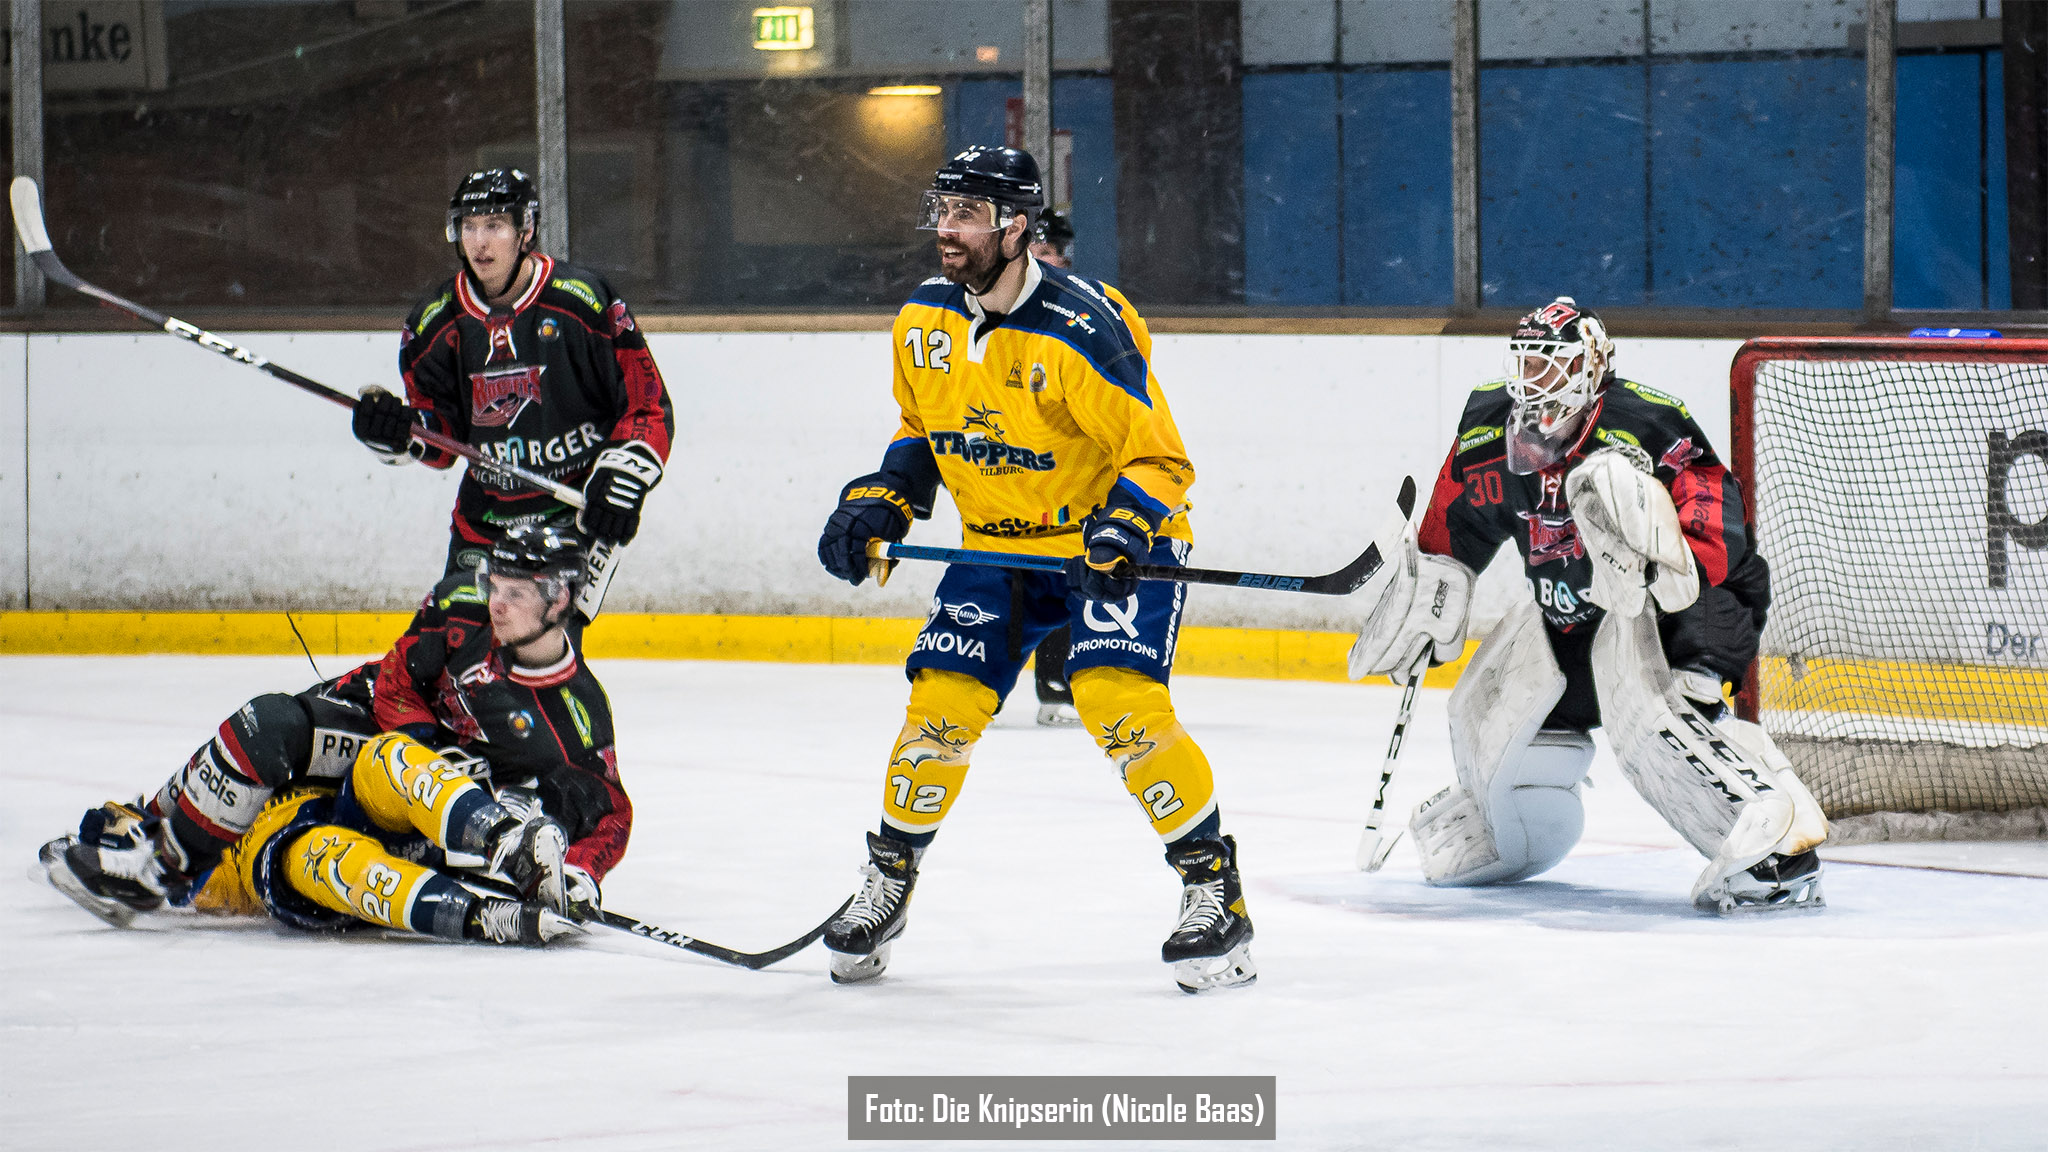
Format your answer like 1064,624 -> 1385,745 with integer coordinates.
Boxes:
1503,297 -> 1614,474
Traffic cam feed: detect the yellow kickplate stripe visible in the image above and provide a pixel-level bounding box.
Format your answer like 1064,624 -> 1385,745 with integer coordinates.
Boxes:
0,610 -> 1480,684
1758,655 -> 2048,728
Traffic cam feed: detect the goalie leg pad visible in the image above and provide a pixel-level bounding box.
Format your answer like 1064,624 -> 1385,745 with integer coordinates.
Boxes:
1072,666 -> 1216,842
1413,601 -> 1590,886
1590,610 -> 1830,908
878,670 -> 998,840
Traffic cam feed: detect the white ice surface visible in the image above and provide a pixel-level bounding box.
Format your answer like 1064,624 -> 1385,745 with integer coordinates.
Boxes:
4,656 -> 2045,1151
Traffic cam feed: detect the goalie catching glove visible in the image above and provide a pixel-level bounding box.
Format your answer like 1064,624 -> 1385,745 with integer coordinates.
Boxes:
1349,534 -> 1473,683
1565,446 -> 1699,617
578,441 -> 663,543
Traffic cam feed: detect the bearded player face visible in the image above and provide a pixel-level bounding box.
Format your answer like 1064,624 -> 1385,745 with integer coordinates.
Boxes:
932,197 -> 1023,288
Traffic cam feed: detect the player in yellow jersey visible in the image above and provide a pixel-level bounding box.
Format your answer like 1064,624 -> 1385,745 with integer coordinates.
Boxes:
815,146 -> 1254,993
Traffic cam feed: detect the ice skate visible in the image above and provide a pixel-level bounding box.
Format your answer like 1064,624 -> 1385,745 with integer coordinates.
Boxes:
1695,848 -> 1825,915
826,832 -> 919,984
485,804 -> 569,913
40,802 -> 189,928
1162,834 -> 1257,993
1035,702 -> 1082,727
466,896 -> 582,946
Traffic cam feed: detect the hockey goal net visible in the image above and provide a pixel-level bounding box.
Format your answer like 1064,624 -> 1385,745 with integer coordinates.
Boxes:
1731,336 -> 2048,844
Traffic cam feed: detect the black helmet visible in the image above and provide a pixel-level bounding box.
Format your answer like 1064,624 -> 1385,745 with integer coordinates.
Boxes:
446,168 -> 540,242
1033,209 -> 1075,251
930,145 -> 1043,215
479,522 -> 585,605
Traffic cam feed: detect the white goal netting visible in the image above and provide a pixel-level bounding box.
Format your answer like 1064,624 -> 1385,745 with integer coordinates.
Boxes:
1736,338 -> 2048,843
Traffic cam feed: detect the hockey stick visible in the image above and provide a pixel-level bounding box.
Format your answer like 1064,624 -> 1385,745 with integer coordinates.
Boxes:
596,898 -> 851,970
1355,643 -> 1428,872
868,475 -> 1418,596
8,177 -> 583,510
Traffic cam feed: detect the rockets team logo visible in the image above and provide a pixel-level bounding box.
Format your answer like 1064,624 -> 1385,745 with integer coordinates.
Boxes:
1519,511 -> 1584,565
1660,436 -> 1703,474
470,365 -> 546,427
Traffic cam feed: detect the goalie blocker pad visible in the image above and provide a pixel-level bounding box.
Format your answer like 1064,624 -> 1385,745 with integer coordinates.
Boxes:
1590,608 -> 1828,908
1410,600 -> 1594,886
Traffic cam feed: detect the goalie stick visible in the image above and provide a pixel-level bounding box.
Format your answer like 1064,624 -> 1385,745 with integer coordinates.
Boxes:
868,475 -> 1418,596
596,899 -> 851,970
1355,643 -> 1428,872
9,177 -> 624,618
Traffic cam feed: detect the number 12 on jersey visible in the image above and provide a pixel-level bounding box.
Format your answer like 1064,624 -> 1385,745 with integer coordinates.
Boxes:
903,327 -> 952,372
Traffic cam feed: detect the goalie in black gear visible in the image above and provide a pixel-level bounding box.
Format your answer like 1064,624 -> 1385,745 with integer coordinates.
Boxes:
1349,298 -> 1827,913
39,525 -> 626,944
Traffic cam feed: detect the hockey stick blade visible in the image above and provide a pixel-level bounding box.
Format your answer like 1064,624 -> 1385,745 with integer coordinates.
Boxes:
870,474 -> 1418,597
596,897 -> 851,970
7,179 -> 583,508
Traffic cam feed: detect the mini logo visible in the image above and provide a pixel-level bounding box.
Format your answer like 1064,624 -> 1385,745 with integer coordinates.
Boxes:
538,317 -> 560,341
1006,361 -> 1024,389
941,600 -> 1000,626
508,710 -> 535,737
470,364 -> 546,427
1029,363 -> 1046,392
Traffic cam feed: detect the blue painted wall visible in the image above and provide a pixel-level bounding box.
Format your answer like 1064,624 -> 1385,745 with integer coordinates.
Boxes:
1239,50 -> 2007,311
949,76 -> 1120,287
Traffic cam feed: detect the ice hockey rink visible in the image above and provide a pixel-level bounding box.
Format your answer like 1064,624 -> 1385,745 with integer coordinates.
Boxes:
5,654 -> 2044,1151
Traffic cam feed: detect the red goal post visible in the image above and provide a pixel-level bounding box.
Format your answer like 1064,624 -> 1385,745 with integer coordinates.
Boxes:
1728,335 -> 2048,841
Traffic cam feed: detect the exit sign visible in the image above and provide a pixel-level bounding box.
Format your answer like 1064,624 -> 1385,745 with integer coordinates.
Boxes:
752,7 -> 814,51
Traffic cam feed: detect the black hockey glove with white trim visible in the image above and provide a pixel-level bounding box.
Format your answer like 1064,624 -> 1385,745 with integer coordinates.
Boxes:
1067,503 -> 1154,601
578,441 -> 664,543
352,387 -> 424,461
819,473 -> 917,585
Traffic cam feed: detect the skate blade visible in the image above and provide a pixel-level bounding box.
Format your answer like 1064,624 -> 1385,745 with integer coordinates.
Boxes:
1697,879 -> 1827,916
1173,943 -> 1257,994
828,941 -> 892,984
39,837 -> 139,929
1035,704 -> 1083,728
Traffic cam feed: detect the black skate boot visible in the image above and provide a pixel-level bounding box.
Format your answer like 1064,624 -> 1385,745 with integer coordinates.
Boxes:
465,897 -> 582,946
825,832 -> 920,984
1703,848 -> 1825,914
1162,834 -> 1257,993
40,802 -> 192,928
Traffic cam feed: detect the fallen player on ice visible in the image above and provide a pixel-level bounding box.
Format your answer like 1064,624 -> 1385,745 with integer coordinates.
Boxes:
40,525 -> 625,945
1351,297 -> 1830,913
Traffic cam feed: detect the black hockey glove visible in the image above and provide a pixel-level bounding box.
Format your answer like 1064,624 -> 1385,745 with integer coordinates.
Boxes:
352,387 -> 421,459
818,473 -> 916,585
1067,504 -> 1154,601
578,440 -> 664,543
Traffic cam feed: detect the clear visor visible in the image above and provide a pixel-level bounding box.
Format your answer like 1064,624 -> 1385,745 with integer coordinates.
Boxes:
916,191 -> 1017,235
475,562 -> 570,609
446,207 -> 529,244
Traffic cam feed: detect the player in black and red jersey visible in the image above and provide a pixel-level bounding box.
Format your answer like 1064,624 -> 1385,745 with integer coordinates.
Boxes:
352,169 -> 674,611
1349,298 -> 1828,913
40,526 -> 630,946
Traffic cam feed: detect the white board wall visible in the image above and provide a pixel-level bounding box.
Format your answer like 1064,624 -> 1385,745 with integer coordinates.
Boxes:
11,328 -> 1742,630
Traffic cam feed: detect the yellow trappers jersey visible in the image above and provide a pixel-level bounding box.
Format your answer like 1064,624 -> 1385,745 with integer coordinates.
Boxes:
886,258 -> 1196,556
